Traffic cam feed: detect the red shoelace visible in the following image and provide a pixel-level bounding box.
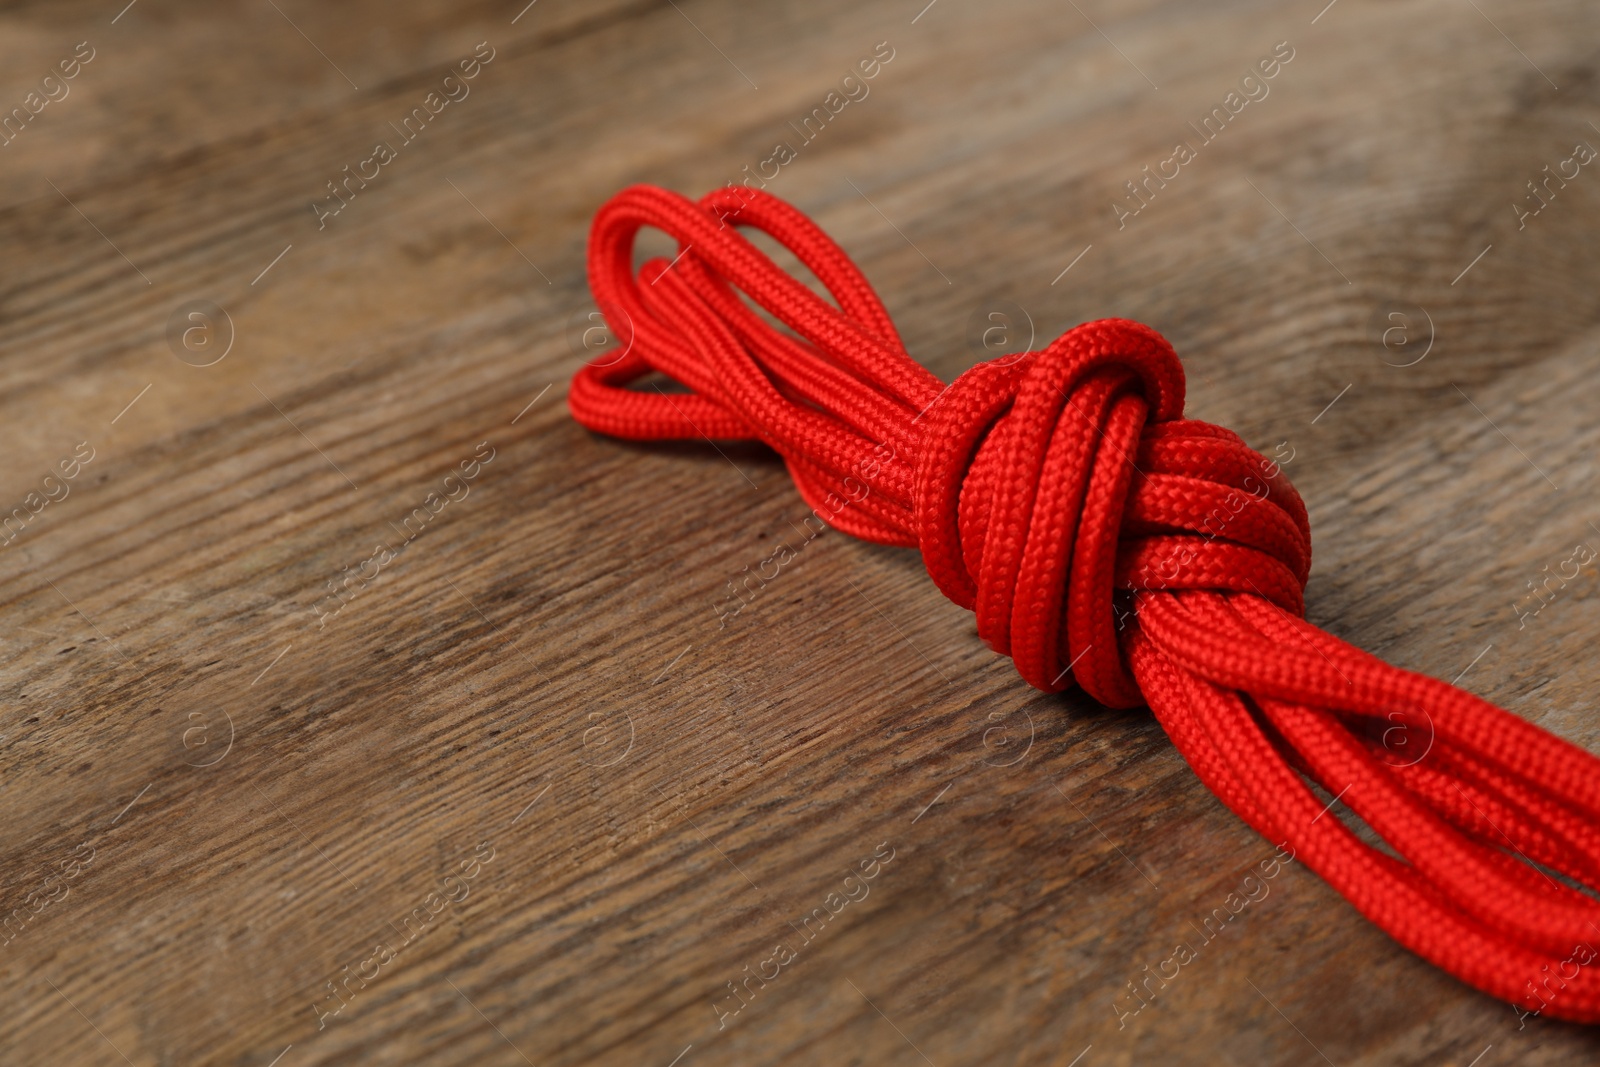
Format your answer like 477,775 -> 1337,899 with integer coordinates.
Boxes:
567,183 -> 1600,1023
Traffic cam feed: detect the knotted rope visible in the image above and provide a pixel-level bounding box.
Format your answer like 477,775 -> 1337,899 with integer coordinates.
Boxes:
568,184 -> 1600,1022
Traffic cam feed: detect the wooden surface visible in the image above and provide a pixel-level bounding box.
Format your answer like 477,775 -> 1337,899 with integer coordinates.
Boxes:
2,1 -> 1598,1064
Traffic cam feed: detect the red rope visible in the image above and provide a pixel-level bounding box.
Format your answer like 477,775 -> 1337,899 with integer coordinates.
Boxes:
568,183 -> 1600,1022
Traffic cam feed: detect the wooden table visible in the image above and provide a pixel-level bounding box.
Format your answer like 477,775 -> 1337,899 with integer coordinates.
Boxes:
2,1 -> 1597,1063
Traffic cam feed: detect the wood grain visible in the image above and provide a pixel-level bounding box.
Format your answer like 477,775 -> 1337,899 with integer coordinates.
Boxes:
0,0 -> 1598,1064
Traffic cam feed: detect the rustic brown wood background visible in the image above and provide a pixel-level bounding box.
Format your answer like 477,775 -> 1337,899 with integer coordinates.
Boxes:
1,0 -> 1598,1064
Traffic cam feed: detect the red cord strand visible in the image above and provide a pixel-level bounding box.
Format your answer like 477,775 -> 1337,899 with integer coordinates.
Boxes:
567,183 -> 1600,1021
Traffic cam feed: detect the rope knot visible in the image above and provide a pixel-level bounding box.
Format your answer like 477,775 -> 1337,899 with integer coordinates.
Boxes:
913,319 -> 1312,703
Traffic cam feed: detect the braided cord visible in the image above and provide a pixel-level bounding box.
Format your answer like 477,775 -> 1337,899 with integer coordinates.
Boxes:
568,184 -> 1600,1021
